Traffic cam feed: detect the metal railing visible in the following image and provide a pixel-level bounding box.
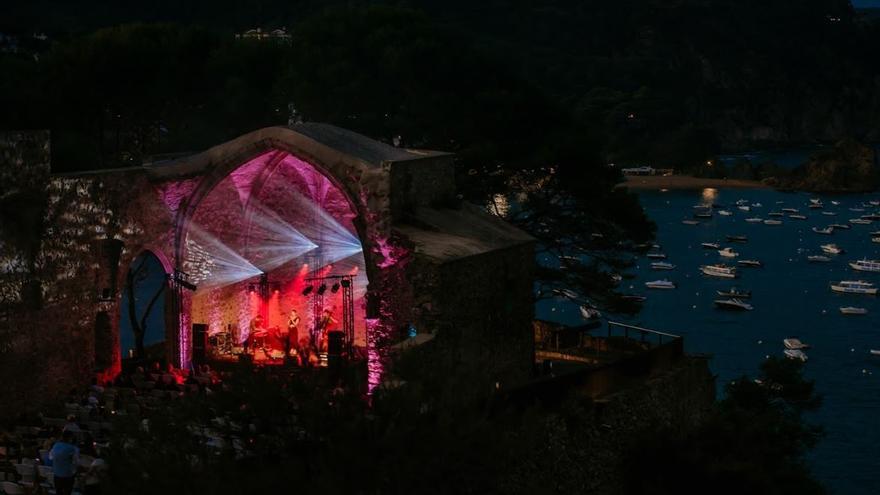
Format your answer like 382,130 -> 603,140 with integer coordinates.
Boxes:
606,321 -> 681,347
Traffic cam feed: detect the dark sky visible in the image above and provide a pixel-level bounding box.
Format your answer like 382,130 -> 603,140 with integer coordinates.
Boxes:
853,0 -> 880,6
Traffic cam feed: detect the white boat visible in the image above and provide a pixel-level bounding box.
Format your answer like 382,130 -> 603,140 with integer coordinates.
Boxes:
831,200 -> 840,206
830,223 -> 850,230
717,288 -> 751,298
645,279 -> 676,289
849,218 -> 872,225
580,306 -> 602,324
751,203 -> 762,208
807,255 -> 831,262
862,214 -> 880,221
870,201 -> 879,206
850,207 -> 865,212
849,259 -> 880,272
768,212 -> 784,217
789,214 -> 807,220
821,211 -> 837,216
701,242 -> 721,249
784,349 -> 808,362
808,203 -> 823,209
840,306 -> 868,315
646,252 -> 667,259
682,220 -> 700,225
718,210 -> 733,216
809,198 -> 822,204
651,261 -> 676,270
737,259 -> 762,268
701,264 -> 737,279
738,205 -> 751,212
745,217 -> 763,223
782,208 -> 799,213
820,244 -> 844,255
812,227 -> 833,235
870,231 -> 880,236
783,338 -> 810,350
718,247 -> 739,258
870,349 -> 880,356
714,298 -> 753,311
830,280 -> 878,295
873,237 -> 880,244
763,219 -> 783,225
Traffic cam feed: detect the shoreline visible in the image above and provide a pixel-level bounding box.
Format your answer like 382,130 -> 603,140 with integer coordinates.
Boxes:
619,175 -> 769,190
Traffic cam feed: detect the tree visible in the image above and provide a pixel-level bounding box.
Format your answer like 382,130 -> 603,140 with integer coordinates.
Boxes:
125,254 -> 167,359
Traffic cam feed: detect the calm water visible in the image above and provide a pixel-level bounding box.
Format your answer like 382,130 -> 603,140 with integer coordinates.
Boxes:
538,188 -> 880,494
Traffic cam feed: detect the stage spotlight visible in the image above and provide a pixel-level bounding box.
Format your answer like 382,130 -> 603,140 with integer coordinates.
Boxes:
317,283 -> 327,295
340,278 -> 351,288
331,282 -> 341,293
302,285 -> 313,296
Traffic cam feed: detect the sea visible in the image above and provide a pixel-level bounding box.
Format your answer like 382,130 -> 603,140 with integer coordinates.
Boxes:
537,187 -> 880,495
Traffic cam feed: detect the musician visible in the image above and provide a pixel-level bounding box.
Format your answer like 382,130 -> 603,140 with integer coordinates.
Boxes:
284,309 -> 300,359
316,308 -> 337,352
245,314 -> 265,354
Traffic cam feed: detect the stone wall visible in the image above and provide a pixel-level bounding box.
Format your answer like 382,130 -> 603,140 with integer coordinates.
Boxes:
501,356 -> 715,494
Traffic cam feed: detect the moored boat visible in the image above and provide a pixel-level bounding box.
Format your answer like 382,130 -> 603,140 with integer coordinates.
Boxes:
745,217 -> 763,223
701,242 -> 721,249
763,219 -> 783,225
821,211 -> 837,216
820,244 -> 844,255
830,223 -> 850,230
782,208 -> 799,213
789,214 -> 807,220
830,280 -> 878,295
849,218 -> 872,225
783,338 -> 810,350
701,264 -> 737,278
784,349 -> 808,362
807,255 -> 832,262
651,261 -> 676,270
718,247 -> 739,258
737,259 -> 762,268
726,235 -> 748,243
716,287 -> 751,298
812,226 -> 833,235
840,306 -> 868,315
714,298 -> 753,311
646,252 -> 667,259
682,220 -> 700,225
849,259 -> 880,273
768,212 -> 784,217
645,279 -> 676,289
718,210 -> 733,216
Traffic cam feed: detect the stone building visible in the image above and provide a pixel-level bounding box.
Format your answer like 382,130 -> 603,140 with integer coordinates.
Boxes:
1,124 -> 535,400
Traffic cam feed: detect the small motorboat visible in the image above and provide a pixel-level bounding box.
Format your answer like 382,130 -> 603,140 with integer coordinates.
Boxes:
716,288 -> 751,298
850,207 -> 865,212
738,205 -> 751,212
840,307 -> 868,315
737,259 -> 762,268
701,264 -> 737,278
812,227 -> 833,235
782,208 -> 799,213
820,244 -> 844,255
645,279 -> 676,290
735,199 -> 749,206
808,203 -> 823,209
830,223 -> 851,230
873,237 -> 880,244
714,298 -> 753,311
646,252 -> 667,259
821,211 -> 837,216
862,214 -> 880,221
768,212 -> 784,217
784,349 -> 808,362
783,338 -> 811,350
718,210 -> 733,216
751,203 -> 762,207
726,235 -> 748,243
718,247 -> 739,258
870,349 -> 880,356
745,217 -> 763,223
694,211 -> 713,219
621,294 -> 647,302
682,220 -> 700,225
807,255 -> 832,262
789,214 -> 808,220
831,200 -> 840,206
701,242 -> 721,249
651,261 -> 676,270
830,280 -> 878,295
763,219 -> 783,225
849,218 -> 872,225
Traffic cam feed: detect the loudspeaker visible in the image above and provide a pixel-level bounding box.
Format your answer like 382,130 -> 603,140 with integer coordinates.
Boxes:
192,323 -> 208,364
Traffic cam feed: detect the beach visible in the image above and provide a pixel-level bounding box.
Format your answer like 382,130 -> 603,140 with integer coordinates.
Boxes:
620,174 -> 769,190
